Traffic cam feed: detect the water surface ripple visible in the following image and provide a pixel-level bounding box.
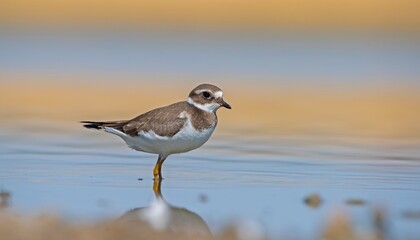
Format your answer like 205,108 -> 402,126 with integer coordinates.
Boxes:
1,122 -> 419,238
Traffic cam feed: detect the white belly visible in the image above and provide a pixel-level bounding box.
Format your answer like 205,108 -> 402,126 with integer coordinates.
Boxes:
104,120 -> 215,157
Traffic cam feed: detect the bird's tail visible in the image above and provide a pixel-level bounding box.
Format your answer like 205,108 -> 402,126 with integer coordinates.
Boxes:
80,120 -> 127,131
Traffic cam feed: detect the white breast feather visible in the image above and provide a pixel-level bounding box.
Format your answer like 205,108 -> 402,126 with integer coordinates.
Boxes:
104,113 -> 215,156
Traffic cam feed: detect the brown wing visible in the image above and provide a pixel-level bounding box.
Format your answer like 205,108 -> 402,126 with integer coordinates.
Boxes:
122,102 -> 188,137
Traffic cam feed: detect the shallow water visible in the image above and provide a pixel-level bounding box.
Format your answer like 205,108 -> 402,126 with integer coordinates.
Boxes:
1,120 -> 420,239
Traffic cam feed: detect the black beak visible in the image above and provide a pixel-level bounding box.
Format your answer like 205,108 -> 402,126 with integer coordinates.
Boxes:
220,99 -> 232,109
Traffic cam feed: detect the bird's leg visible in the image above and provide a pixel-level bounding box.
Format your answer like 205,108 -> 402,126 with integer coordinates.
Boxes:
153,155 -> 167,180
153,177 -> 163,198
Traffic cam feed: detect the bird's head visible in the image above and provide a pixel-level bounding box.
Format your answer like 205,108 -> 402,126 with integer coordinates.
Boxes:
187,84 -> 231,113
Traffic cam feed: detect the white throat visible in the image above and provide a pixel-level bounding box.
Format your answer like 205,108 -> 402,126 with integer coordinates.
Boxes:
187,97 -> 219,113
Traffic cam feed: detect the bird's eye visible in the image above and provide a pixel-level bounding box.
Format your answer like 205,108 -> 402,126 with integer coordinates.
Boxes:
202,91 -> 211,99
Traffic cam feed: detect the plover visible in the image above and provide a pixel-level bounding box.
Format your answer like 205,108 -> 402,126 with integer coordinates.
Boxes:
81,84 -> 231,179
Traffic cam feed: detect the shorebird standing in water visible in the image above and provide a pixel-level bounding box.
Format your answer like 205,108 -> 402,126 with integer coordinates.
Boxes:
81,84 -> 231,179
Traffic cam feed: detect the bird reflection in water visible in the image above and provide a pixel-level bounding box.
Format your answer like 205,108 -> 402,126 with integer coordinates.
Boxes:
119,179 -> 212,238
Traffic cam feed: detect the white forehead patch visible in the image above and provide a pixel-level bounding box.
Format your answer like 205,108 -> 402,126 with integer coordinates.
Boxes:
194,89 -> 223,98
213,91 -> 223,99
194,89 -> 207,95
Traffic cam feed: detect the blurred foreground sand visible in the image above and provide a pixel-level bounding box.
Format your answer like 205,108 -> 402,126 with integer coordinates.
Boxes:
0,206 -> 387,240
1,75 -> 419,138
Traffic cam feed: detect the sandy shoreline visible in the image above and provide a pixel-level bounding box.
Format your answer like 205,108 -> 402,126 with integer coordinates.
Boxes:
1,75 -> 420,138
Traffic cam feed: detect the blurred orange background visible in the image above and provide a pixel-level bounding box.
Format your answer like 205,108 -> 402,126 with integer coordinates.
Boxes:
1,75 -> 419,138
1,0 -> 419,138
1,0 -> 419,30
